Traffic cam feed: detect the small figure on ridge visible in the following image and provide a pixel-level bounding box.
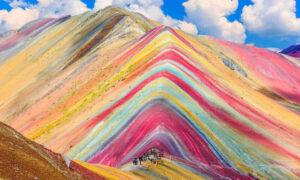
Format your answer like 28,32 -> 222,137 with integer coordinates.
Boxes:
133,157 -> 138,165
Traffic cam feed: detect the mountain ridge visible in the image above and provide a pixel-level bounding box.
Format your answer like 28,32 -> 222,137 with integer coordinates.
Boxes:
0,5 -> 299,180
281,44 -> 300,58
0,121 -> 98,179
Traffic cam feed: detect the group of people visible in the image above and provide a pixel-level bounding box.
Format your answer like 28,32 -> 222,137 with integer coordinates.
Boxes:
132,147 -> 164,166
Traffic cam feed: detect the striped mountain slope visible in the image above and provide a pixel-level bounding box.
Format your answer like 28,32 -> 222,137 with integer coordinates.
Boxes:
0,6 -> 299,180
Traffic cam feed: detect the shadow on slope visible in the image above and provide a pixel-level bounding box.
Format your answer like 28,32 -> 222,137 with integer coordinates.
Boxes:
0,122 -> 98,179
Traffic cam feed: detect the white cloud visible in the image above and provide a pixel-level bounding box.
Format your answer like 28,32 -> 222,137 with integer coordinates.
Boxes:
37,0 -> 55,6
182,0 -> 246,43
94,0 -> 113,10
0,0 -> 89,33
177,21 -> 198,34
36,0 -> 89,18
242,0 -> 300,36
5,0 -> 29,8
0,8 -> 39,32
93,0 -> 199,34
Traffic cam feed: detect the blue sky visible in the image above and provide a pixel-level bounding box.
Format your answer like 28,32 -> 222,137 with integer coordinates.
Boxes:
1,0 -> 300,50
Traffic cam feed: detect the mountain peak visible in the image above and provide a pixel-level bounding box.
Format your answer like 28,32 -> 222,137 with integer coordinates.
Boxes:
0,6 -> 300,180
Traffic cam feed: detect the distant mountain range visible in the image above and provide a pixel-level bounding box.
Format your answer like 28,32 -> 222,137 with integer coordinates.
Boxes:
281,44 -> 300,58
0,5 -> 299,179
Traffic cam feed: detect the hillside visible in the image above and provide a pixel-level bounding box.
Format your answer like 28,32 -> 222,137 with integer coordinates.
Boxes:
0,121 -> 97,179
281,44 -> 300,58
0,6 -> 299,179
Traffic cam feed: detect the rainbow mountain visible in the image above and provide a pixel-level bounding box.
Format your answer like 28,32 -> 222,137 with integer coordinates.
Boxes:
0,6 -> 300,180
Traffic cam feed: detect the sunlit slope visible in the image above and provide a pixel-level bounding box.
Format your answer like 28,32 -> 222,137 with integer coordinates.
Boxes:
0,6 -> 155,122
73,157 -> 219,180
63,26 -> 299,179
0,6 -> 299,180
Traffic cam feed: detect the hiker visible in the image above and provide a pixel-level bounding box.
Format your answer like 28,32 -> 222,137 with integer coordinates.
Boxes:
133,158 -> 138,165
157,153 -> 161,160
139,156 -> 143,165
147,153 -> 150,160
151,147 -> 156,154
143,153 -> 147,161
152,158 -> 157,165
